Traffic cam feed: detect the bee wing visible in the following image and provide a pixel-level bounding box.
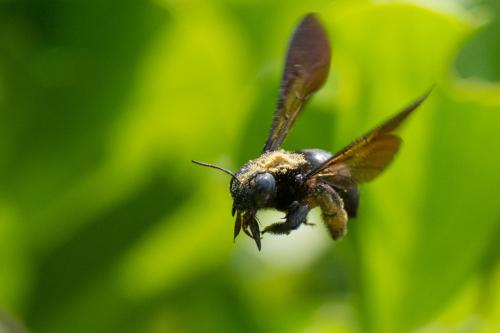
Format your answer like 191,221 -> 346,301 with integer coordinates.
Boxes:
307,90 -> 431,183
263,14 -> 331,152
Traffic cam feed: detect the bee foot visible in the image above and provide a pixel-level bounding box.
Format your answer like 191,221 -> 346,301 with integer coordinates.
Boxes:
262,223 -> 292,235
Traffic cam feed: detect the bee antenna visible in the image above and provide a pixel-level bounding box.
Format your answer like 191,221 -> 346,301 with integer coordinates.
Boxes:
192,160 -> 241,185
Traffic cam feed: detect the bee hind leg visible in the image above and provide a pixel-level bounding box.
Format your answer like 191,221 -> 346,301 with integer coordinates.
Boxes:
312,183 -> 349,240
262,201 -> 309,235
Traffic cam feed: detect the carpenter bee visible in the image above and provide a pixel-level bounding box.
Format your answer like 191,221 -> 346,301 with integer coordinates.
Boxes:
193,13 -> 430,250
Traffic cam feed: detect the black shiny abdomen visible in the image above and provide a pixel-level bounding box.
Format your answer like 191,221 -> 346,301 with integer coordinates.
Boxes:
339,186 -> 359,218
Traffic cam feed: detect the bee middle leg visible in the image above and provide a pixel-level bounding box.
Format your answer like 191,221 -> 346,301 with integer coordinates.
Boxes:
262,201 -> 309,235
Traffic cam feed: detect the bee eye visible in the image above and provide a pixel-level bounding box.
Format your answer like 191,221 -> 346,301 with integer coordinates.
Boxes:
253,173 -> 276,206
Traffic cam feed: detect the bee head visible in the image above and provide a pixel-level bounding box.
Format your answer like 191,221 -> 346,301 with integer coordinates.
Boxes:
230,171 -> 276,210
192,159 -> 276,250
230,170 -> 276,251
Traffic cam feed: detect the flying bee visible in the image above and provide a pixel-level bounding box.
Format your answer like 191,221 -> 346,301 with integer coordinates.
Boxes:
193,13 -> 430,250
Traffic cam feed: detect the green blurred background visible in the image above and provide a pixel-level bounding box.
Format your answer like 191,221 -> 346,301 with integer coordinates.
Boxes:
1,0 -> 499,332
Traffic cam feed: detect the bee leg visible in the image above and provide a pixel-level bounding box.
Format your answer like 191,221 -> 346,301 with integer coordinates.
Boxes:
313,183 -> 348,240
249,219 -> 261,251
243,227 -> 253,238
303,220 -> 315,226
262,201 -> 309,235
233,212 -> 242,241
240,213 -> 262,250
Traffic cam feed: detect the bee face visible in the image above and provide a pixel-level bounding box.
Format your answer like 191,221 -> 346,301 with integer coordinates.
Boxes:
230,171 -> 277,211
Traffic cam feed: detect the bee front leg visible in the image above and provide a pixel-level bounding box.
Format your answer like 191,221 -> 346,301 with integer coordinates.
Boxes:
262,201 -> 309,235
311,183 -> 348,240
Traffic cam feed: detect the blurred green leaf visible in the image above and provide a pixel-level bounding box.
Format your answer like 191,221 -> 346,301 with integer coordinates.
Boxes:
455,0 -> 500,81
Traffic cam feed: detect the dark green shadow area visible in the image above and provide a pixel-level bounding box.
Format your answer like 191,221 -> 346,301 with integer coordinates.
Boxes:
24,167 -> 189,332
0,0 -> 169,212
114,268 -> 264,333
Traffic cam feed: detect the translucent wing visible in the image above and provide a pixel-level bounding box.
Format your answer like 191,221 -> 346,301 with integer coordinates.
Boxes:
307,90 -> 431,183
263,14 -> 331,152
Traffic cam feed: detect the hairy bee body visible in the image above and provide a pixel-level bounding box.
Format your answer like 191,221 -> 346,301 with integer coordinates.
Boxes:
231,149 -> 359,215
230,149 -> 360,245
